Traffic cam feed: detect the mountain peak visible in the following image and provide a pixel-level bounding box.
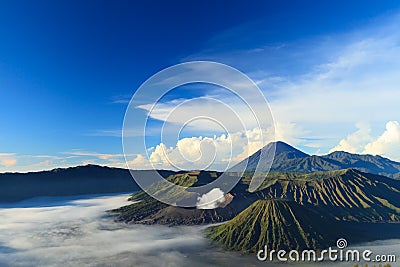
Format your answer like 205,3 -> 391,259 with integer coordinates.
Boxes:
264,141 -> 309,156
232,141 -> 309,172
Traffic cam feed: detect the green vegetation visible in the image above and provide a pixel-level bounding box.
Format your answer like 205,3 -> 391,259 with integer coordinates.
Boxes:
207,199 -> 341,253
250,169 -> 400,222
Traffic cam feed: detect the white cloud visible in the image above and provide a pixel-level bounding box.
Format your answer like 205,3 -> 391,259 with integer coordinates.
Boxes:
125,121 -> 310,171
329,122 -> 373,153
148,135 -> 232,171
145,127 -> 280,171
124,154 -> 152,169
330,121 -> 400,161
363,121 -> 400,160
267,36 -> 400,125
196,188 -> 226,209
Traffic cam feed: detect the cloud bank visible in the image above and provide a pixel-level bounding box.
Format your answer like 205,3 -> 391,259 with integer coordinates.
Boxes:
330,121 -> 400,160
0,194 -> 262,267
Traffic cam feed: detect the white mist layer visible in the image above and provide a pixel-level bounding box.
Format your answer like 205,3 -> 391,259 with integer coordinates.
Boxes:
0,194 -> 398,267
0,194 -> 209,267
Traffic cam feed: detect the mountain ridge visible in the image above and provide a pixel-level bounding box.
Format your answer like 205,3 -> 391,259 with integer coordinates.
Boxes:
0,165 -> 161,202
239,141 -> 400,178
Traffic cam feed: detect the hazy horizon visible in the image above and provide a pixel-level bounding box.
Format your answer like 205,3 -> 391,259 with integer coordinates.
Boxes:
2,140 -> 400,174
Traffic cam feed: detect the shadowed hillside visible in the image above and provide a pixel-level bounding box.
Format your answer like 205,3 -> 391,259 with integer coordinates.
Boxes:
0,165 -> 157,202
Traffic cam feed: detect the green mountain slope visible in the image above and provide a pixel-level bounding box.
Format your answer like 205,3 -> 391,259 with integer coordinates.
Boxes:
207,199 -> 341,253
207,198 -> 400,254
254,169 -> 400,222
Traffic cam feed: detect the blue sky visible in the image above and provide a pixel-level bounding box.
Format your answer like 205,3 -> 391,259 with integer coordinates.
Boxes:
1,1 -> 400,172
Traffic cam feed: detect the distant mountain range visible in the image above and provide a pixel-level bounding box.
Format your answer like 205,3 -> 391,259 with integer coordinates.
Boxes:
2,141 -> 400,202
0,165 -> 150,202
237,141 -> 400,178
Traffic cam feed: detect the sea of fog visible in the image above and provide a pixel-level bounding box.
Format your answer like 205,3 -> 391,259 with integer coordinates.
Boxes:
0,193 -> 398,267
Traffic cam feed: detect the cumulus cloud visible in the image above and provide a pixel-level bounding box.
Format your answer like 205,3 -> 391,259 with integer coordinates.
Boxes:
330,121 -> 400,161
329,122 -> 373,153
363,121 -> 400,160
149,135 -> 230,170
145,127 -> 279,171
2,122 -> 303,173
129,121 -> 310,171
196,188 -> 226,209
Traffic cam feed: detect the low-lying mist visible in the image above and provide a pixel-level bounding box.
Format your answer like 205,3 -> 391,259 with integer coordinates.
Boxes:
0,194 -> 260,267
0,194 -> 398,267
